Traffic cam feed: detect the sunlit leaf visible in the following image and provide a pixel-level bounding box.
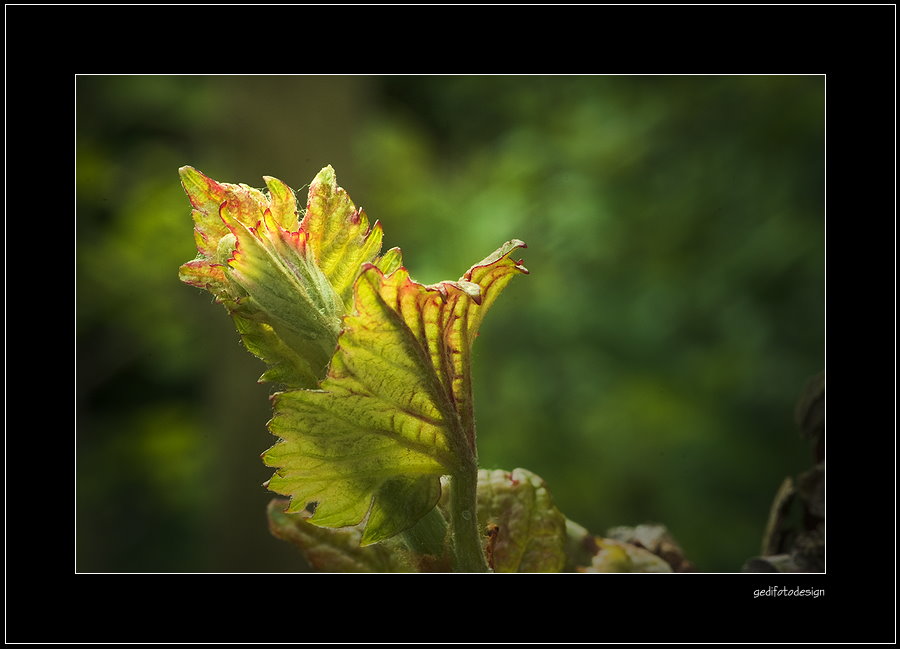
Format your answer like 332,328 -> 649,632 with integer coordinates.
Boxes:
180,165 -> 528,549
263,241 -> 528,545
301,166 -> 384,311
178,165 -> 387,387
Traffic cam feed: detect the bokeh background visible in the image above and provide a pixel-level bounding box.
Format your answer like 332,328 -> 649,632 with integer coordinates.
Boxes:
76,75 -> 824,573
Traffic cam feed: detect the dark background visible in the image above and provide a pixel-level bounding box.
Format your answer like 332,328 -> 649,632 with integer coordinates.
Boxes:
76,74 -> 824,573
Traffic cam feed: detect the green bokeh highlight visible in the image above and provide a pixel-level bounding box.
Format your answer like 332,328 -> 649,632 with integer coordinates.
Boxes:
76,75 -> 823,572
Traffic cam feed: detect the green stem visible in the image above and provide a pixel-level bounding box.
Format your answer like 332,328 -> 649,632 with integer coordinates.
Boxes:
449,467 -> 490,572
402,505 -> 448,557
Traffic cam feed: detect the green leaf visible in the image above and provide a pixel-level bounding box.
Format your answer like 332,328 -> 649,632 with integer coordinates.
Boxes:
262,241 -> 528,545
473,468 -> 568,573
178,165 -> 233,258
302,166 -> 384,311
374,246 -> 404,276
267,498 -> 415,572
178,165 -> 387,387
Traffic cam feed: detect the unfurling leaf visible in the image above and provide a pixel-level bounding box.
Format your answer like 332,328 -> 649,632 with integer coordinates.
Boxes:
472,468 -> 568,573
262,242 -> 528,545
178,165 -> 392,388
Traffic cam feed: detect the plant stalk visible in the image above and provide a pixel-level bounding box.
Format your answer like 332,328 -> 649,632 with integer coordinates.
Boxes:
449,467 -> 490,572
402,505 -> 448,557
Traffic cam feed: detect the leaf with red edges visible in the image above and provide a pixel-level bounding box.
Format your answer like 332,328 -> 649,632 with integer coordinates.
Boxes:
262,241 -> 528,545
178,165 -> 389,388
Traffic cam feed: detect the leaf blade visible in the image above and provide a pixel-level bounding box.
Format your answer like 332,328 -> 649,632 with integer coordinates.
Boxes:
263,242 -> 528,543
300,165 -> 384,312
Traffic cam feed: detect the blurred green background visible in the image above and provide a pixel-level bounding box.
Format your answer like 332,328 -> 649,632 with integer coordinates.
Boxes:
76,75 -> 824,572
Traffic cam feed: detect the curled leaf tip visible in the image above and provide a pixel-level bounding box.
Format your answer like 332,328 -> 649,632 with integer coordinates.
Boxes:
178,165 -> 213,187
312,165 -> 337,187
376,247 -> 404,276
461,239 -> 529,281
178,164 -> 206,180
